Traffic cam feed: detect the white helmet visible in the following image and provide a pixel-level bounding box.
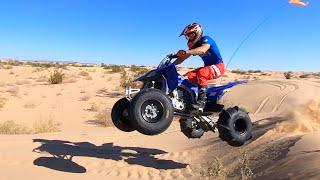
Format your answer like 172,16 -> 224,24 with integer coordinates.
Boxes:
180,23 -> 203,48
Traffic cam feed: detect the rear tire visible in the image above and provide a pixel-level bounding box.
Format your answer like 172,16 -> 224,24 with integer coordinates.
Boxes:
130,89 -> 173,135
111,98 -> 135,132
217,106 -> 252,146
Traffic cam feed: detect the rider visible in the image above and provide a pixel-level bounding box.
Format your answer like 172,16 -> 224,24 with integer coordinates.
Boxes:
174,23 -> 225,111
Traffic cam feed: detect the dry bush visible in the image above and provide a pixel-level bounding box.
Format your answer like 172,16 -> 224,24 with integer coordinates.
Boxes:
79,71 -> 89,76
9,71 -> 14,75
260,73 -> 269,76
231,69 -> 247,75
80,94 -> 91,101
0,97 -> 6,109
97,88 -> 108,94
284,71 -> 293,79
240,151 -> 253,180
4,65 -> 13,69
0,121 -> 32,134
48,69 -> 64,84
36,75 -> 47,82
201,157 -> 227,180
248,70 -> 262,73
299,74 -> 310,79
6,86 -> 20,96
88,69 -> 96,72
94,108 -> 113,127
33,118 -> 60,134
63,74 -> 78,83
88,103 -> 100,112
16,80 -> 31,85
85,76 -> 93,80
109,65 -> 125,73
120,70 -> 143,88
107,76 -> 113,81
23,102 -> 37,109
32,67 -> 44,73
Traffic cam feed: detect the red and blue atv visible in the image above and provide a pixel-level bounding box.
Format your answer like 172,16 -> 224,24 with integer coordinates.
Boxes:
111,54 -> 252,146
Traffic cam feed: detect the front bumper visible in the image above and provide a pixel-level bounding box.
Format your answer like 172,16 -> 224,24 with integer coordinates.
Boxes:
125,86 -> 141,99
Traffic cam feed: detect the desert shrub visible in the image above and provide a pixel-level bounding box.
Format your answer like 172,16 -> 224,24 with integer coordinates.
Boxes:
33,118 -> 60,134
7,60 -> 24,66
201,157 -> 227,180
109,65 -> 125,73
48,69 -> 64,84
133,67 -> 149,78
4,65 -> 13,69
80,94 -> 91,101
299,74 -> 310,78
284,71 -> 293,79
0,97 -> 6,109
88,103 -> 100,112
240,151 -> 253,180
26,62 -> 67,69
0,121 -> 32,134
231,69 -> 247,75
79,71 -> 89,76
120,70 -> 132,88
36,75 -> 47,82
248,70 -> 262,73
6,86 -> 20,96
85,76 -> 93,80
94,108 -> 113,127
23,102 -> 37,109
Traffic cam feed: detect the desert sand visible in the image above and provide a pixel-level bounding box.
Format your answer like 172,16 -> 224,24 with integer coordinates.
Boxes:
0,62 -> 320,179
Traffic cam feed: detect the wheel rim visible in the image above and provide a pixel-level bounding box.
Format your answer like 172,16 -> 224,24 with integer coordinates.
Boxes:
141,99 -> 164,123
234,118 -> 247,135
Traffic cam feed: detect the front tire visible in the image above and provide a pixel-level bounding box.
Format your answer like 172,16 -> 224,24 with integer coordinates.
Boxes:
111,98 -> 135,132
217,106 -> 252,146
130,89 -> 173,135
179,118 -> 204,139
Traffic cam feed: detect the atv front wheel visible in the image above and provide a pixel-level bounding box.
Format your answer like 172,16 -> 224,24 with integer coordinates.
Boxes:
179,118 -> 204,139
130,89 -> 173,135
111,98 -> 135,132
217,106 -> 252,146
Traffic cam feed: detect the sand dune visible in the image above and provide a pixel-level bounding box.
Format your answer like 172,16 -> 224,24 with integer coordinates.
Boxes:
0,63 -> 320,179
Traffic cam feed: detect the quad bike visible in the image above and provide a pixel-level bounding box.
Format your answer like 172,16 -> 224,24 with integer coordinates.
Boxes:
111,54 -> 252,146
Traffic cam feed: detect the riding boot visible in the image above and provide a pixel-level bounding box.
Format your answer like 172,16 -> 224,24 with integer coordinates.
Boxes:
192,87 -> 207,112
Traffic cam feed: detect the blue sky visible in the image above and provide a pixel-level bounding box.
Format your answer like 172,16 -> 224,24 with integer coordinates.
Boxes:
0,0 -> 319,71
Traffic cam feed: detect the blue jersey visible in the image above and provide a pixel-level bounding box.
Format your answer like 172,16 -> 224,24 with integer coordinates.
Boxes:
190,36 -> 223,66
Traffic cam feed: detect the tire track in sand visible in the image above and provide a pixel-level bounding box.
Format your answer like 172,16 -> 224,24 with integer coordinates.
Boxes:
254,81 -> 299,115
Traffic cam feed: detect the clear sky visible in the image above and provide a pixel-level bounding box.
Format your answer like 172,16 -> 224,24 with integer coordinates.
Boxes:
0,0 -> 319,71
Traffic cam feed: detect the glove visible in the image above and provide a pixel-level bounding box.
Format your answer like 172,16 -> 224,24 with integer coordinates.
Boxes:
176,50 -> 187,58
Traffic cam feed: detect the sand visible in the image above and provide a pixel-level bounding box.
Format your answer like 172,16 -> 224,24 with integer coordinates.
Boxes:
0,63 -> 320,179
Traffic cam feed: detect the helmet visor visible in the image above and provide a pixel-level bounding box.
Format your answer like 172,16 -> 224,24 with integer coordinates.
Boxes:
185,32 -> 196,41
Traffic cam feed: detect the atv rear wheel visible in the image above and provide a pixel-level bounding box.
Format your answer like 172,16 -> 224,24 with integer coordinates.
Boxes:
130,89 -> 173,135
217,106 -> 252,146
111,98 -> 135,132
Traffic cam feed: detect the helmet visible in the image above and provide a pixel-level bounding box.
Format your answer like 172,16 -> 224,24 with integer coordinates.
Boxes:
180,23 -> 203,48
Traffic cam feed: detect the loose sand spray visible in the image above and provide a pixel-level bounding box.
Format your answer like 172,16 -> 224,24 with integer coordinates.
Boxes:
274,100 -> 320,134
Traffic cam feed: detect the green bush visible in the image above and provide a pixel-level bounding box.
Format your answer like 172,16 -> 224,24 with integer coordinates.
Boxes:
299,74 -> 310,78
110,65 -> 125,72
284,71 -> 293,79
248,70 -> 262,73
48,69 -> 64,84
231,69 -> 247,75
